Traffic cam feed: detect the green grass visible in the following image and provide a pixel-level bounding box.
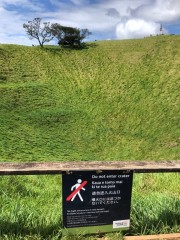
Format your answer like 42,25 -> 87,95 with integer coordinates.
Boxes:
0,174 -> 179,239
0,36 -> 179,161
0,35 -> 179,239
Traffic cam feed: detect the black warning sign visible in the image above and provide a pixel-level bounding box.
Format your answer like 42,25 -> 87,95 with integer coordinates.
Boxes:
62,170 -> 133,232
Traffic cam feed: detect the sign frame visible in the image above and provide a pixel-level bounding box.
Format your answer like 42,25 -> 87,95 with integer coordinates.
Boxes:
62,170 -> 133,235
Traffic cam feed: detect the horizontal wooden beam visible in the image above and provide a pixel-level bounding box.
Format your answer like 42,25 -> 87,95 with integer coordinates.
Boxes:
124,233 -> 180,240
0,160 -> 179,175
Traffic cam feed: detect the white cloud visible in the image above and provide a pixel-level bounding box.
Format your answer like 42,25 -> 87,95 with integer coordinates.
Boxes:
106,8 -> 120,18
0,0 -> 27,6
46,6 -> 119,31
0,33 -> 36,45
0,0 -> 180,45
131,0 -> 180,22
70,0 -> 88,5
0,5 -> 37,45
114,0 -> 180,39
116,18 -> 162,39
48,0 -> 180,40
0,0 -> 44,11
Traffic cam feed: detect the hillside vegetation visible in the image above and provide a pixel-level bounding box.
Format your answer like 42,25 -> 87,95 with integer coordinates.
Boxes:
0,35 -> 179,161
0,36 -> 179,239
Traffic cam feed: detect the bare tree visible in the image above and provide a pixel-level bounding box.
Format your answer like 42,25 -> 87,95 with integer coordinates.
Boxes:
23,18 -> 53,47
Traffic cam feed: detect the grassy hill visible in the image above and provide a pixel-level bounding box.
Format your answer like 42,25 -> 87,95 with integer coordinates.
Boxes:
0,35 -> 179,161
0,35 -> 179,239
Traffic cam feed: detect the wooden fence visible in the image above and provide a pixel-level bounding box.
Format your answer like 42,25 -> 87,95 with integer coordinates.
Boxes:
0,160 -> 180,240
0,160 -> 180,175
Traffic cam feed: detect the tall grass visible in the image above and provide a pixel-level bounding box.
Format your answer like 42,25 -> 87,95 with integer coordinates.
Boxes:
0,36 -> 179,161
0,174 -> 179,239
0,35 -> 179,239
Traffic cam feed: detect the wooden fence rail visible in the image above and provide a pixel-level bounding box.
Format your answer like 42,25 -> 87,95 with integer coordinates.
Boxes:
0,160 -> 179,175
124,233 -> 180,240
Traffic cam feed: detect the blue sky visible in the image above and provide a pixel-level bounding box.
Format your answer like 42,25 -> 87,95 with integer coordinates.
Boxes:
0,0 -> 180,45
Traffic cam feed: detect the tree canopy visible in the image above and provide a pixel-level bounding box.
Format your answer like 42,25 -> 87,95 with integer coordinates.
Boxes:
51,24 -> 91,47
23,18 -> 91,48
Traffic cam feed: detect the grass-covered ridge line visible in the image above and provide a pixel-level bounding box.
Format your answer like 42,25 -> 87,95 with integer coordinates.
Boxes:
0,35 -> 179,161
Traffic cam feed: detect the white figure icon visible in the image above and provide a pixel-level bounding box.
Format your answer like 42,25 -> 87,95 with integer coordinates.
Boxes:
71,179 -> 85,202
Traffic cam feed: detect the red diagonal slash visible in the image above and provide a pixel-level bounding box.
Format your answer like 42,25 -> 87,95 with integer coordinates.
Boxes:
66,180 -> 87,201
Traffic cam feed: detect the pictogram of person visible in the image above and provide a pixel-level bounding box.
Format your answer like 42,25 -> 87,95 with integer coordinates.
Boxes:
71,179 -> 85,201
